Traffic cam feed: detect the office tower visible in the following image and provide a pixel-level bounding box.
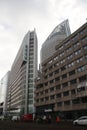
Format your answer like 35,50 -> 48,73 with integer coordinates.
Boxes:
0,71 -> 10,116
35,22 -> 87,119
40,19 -> 71,64
7,29 -> 38,116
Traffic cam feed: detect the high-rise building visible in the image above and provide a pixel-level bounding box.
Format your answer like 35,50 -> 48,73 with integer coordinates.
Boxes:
0,71 -> 10,116
7,29 -> 38,116
35,22 -> 87,119
40,19 -> 71,64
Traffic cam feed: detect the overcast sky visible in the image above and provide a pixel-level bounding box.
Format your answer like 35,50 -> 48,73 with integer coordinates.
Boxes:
0,0 -> 87,79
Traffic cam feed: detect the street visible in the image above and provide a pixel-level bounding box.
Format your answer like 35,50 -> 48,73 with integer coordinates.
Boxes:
0,121 -> 87,130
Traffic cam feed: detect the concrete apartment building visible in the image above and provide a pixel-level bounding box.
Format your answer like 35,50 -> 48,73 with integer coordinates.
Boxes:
7,29 -> 38,116
35,22 -> 87,119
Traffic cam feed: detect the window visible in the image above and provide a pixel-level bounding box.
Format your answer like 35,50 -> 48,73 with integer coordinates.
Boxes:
62,82 -> 68,88
50,87 -> 54,92
50,95 -> 55,100
45,97 -> 49,101
40,98 -> 44,102
59,45 -> 63,50
81,36 -> 87,42
77,86 -> 85,92
85,54 -> 87,59
66,47 -> 72,52
62,74 -> 67,79
74,49 -> 81,55
29,74 -> 33,78
67,54 -> 73,60
69,70 -> 75,76
56,93 -> 61,98
76,57 -> 83,63
68,62 -> 74,68
77,66 -> 85,72
60,59 -> 65,64
48,60 -> 53,64
45,82 -> 48,86
29,100 -> 33,104
50,80 -> 54,84
83,45 -> 87,50
54,62 -> 59,67
71,89 -> 76,95
54,56 -> 58,61
73,42 -> 80,48
49,73 -> 53,77
72,99 -> 80,104
55,69 -> 59,74
70,79 -> 77,85
29,89 -> 33,93
40,91 -> 43,95
65,41 -> 70,46
55,77 -> 60,82
79,75 -> 87,82
63,91 -> 69,96
29,94 -> 33,98
45,89 -> 48,94
61,66 -> 66,71
49,66 -> 52,70
56,85 -> 61,90
79,28 -> 86,34
64,101 -> 70,106
57,102 -> 62,106
59,52 -> 64,57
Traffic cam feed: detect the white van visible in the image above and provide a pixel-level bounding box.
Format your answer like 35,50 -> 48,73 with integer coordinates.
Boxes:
11,116 -> 20,121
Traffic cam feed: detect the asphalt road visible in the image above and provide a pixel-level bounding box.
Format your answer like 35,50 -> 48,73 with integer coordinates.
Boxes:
0,121 -> 87,130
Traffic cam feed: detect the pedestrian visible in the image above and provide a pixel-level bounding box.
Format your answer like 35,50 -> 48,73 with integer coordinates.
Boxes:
56,116 -> 60,123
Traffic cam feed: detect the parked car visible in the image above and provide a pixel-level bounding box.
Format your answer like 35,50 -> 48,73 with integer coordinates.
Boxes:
20,114 -> 33,122
0,115 -> 4,120
11,116 -> 20,121
73,116 -> 87,125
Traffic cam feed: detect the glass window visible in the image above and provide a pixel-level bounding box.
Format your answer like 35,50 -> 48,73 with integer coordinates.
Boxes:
45,89 -> 48,93
62,74 -> 67,79
57,102 -> 62,106
56,85 -> 61,90
76,57 -> 83,63
67,54 -> 73,60
70,79 -> 77,85
74,49 -> 81,55
69,70 -> 75,76
50,87 -> 54,92
84,45 -> 87,50
73,42 -> 80,48
63,91 -> 69,96
71,89 -> 76,95
50,95 -> 55,99
62,82 -> 68,88
56,93 -> 61,98
64,101 -> 70,106
77,66 -> 85,72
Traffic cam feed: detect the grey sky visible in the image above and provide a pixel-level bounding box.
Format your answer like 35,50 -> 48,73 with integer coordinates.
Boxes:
0,0 -> 87,79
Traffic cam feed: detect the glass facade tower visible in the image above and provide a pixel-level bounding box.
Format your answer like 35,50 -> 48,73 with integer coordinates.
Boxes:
7,29 -> 38,115
41,19 -> 71,63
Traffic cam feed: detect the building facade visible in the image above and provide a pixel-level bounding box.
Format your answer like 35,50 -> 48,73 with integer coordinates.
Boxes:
40,19 -> 71,64
7,29 -> 38,116
35,22 -> 87,119
0,71 -> 10,116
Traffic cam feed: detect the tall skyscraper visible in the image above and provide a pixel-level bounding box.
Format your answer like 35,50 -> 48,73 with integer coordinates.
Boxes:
40,19 -> 71,64
0,71 -> 10,116
7,29 -> 38,116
